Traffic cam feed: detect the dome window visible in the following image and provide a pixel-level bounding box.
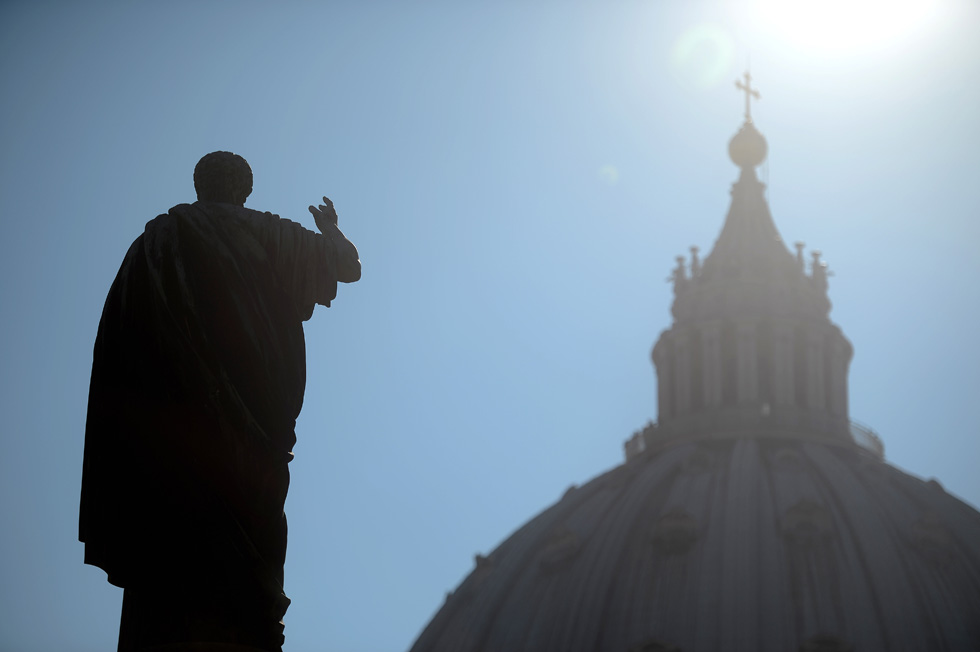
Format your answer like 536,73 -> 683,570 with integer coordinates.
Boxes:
799,633 -> 853,651
780,499 -> 834,547
650,510 -> 699,555
538,528 -> 582,573
628,639 -> 681,652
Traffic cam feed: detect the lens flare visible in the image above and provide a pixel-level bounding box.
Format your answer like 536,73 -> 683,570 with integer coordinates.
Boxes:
598,165 -> 620,185
670,23 -> 736,90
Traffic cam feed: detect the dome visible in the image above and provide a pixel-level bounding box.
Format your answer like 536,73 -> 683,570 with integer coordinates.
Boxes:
409,83 -> 980,652
410,434 -> 980,651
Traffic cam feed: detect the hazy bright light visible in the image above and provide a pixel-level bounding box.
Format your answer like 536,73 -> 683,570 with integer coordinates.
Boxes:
670,23 -> 735,89
753,0 -> 937,58
598,164 -> 620,185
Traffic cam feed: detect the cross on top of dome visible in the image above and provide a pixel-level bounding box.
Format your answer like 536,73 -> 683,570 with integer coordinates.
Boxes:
735,70 -> 761,123
728,72 -> 767,169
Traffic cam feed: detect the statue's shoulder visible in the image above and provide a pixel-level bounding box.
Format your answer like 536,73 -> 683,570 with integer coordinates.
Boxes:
183,201 -> 281,222
145,204 -> 291,251
153,202 -> 276,228
164,202 -> 199,219
137,206 -> 184,240
141,203 -> 196,231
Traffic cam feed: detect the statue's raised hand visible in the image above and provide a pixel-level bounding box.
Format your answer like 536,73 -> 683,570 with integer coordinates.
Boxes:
309,196 -> 339,234
308,196 -> 361,282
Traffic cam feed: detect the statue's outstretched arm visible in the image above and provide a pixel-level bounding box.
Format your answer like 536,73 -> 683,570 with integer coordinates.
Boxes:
309,197 -> 361,283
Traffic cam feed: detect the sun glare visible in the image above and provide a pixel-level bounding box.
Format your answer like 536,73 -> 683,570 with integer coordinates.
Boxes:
753,0 -> 937,58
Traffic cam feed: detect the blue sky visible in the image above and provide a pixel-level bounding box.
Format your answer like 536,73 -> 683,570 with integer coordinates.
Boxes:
1,2 -> 978,651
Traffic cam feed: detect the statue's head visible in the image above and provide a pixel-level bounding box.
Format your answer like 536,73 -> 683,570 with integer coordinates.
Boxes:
194,151 -> 253,206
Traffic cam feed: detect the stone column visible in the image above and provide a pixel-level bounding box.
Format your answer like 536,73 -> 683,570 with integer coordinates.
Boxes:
674,332 -> 691,414
652,336 -> 672,421
771,323 -> 795,406
701,323 -> 723,408
828,336 -> 849,417
806,331 -> 826,410
735,320 -> 758,403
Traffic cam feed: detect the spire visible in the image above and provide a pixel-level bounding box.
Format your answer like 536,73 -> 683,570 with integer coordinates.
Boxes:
701,76 -> 791,299
650,81 -> 858,452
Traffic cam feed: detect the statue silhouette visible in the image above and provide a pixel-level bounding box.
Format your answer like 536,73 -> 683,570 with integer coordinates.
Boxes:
80,151 -> 360,651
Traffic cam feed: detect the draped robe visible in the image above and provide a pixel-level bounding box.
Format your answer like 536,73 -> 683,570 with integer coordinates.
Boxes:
80,201 -> 342,649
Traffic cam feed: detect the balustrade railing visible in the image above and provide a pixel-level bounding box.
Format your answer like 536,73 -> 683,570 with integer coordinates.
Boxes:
849,420 -> 884,458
